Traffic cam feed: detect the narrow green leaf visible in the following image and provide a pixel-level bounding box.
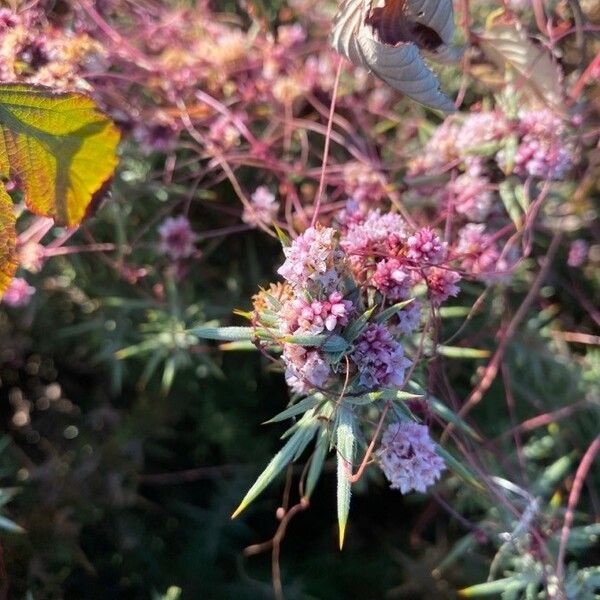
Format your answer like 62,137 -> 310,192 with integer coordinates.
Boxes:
263,395 -> 322,424
429,398 -> 481,441
347,389 -> 422,406
323,335 -> 349,353
499,179 -> 523,229
189,326 -> 256,342
433,533 -> 477,576
218,341 -> 258,351
343,306 -> 376,343
435,446 -> 484,490
304,427 -> 330,500
459,576 -> 528,597
274,223 -> 290,246
437,346 -> 491,359
336,407 -> 355,549
533,454 -> 573,497
438,306 -> 472,318
161,356 -> 177,396
232,413 -> 318,518
375,299 -> 415,324
138,349 -> 167,390
115,338 -> 164,360
0,487 -> 19,508
0,514 -> 25,534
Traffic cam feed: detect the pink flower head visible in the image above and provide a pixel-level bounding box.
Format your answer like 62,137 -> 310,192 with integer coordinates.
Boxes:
158,216 -> 198,260
455,111 -> 509,153
3,277 -> 35,307
243,186 -> 278,227
395,301 -> 423,335
282,344 -> 330,394
281,292 -> 353,334
343,161 -> 387,204
504,110 -> 574,180
568,239 -> 588,268
457,224 -> 500,275
372,258 -> 411,300
341,210 -> 406,277
425,267 -> 460,305
444,172 -> 494,222
407,118 -> 461,177
406,228 -> 445,263
351,323 -> 411,389
378,421 -> 446,493
277,226 -> 340,290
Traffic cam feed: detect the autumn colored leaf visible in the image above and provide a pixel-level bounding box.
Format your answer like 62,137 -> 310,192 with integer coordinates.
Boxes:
0,83 -> 120,227
0,185 -> 17,297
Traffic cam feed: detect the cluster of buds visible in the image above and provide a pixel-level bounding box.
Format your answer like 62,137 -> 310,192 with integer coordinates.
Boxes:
407,107 -> 576,283
247,217 -> 459,494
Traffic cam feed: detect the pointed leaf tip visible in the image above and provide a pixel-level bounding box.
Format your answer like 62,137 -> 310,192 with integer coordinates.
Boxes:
336,407 -> 355,551
231,503 -> 246,520
339,522 -> 347,550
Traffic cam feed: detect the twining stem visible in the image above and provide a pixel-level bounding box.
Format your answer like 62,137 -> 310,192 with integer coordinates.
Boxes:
556,434 -> 600,582
311,56 -> 343,228
442,232 -> 562,443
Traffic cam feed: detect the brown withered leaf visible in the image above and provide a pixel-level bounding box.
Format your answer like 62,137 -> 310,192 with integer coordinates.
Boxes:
331,0 -> 460,112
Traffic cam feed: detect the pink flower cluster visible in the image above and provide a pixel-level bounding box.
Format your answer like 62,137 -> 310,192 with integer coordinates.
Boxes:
511,110 -> 574,180
372,259 -> 411,300
243,186 -> 279,228
277,226 -> 341,291
2,277 -> 35,308
340,208 -> 458,307
406,228 -> 446,263
378,421 -> 446,493
158,216 -> 198,260
282,344 -> 330,394
351,324 -> 411,389
405,106 -> 576,287
280,292 -> 353,334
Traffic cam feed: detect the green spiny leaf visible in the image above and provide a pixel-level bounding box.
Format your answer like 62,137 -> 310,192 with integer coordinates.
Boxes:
336,406 -> 355,549
232,412 -> 318,518
304,427 -> 330,500
263,395 -> 323,424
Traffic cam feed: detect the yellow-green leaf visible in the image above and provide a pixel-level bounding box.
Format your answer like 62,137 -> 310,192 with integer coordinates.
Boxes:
0,83 -> 120,227
0,185 -> 17,296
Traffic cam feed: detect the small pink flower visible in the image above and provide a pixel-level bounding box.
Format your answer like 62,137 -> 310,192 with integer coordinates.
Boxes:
3,278 -> 35,307
568,240 -> 588,268
243,186 -> 278,227
444,172 -> 494,222
282,344 -> 330,394
406,228 -> 445,263
351,324 -> 411,389
499,110 -> 575,180
372,258 -> 411,300
281,291 -> 352,334
425,267 -> 460,305
378,421 -> 446,493
277,226 -> 340,290
158,216 -> 198,260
